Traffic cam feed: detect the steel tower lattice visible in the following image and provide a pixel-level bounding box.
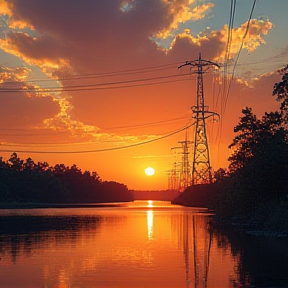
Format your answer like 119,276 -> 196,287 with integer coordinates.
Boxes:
179,53 -> 219,185
170,132 -> 192,192
178,130 -> 192,191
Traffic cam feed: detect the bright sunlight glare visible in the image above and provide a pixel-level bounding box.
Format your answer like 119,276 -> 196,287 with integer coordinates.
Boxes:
147,200 -> 153,207
145,167 -> 155,176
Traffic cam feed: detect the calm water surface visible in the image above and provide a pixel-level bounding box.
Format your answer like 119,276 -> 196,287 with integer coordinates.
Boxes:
0,200 -> 287,288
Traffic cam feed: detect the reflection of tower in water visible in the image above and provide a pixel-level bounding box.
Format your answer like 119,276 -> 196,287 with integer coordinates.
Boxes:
175,213 -> 212,288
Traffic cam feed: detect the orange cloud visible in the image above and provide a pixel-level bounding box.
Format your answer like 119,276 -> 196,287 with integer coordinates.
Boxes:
166,28 -> 224,61
0,32 -> 70,71
164,17 -> 273,66
156,2 -> 214,39
0,0 -> 13,17
0,66 -> 30,83
0,0 -> 33,29
217,18 -> 273,62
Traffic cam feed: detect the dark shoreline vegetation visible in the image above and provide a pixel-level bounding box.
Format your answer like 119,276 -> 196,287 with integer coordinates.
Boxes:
173,65 -> 288,236
0,153 -> 133,206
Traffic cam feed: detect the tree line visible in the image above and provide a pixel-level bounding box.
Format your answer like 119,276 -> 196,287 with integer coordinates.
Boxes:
0,153 -> 133,204
210,65 -> 288,231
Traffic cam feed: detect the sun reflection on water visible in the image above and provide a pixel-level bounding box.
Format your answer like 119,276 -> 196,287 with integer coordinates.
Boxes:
147,200 -> 153,207
147,210 -> 154,240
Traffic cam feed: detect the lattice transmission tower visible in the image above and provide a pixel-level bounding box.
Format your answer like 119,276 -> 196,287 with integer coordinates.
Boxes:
166,161 -> 179,191
178,130 -> 193,192
179,53 -> 219,185
170,130 -> 192,192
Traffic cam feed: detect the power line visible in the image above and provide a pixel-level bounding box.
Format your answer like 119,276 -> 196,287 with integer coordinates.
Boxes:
0,72 -> 194,93
224,0 -> 236,72
0,114 -> 191,138
215,0 -> 236,169
0,122 -> 196,154
223,0 -> 257,115
0,140 -> 118,147
2,61 -> 182,85
221,0 -> 236,117
101,114 -> 191,131
216,0 -> 257,165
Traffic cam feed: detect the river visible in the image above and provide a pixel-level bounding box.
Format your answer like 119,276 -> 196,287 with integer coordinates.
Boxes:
0,200 -> 287,288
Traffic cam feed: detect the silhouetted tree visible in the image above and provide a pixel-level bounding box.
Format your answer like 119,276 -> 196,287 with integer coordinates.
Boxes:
213,167 -> 228,183
228,107 -> 260,173
210,107 -> 288,219
0,156 -> 8,169
0,154 -> 132,204
23,157 -> 35,171
8,152 -> 24,171
273,64 -> 288,126
228,108 -> 283,174
35,161 -> 50,172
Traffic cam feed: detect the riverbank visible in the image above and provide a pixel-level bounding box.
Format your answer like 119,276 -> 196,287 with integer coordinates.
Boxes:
0,201 -> 131,209
171,183 -> 215,207
172,184 -> 288,237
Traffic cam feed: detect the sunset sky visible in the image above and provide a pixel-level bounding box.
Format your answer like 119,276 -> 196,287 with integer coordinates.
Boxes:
0,0 -> 287,190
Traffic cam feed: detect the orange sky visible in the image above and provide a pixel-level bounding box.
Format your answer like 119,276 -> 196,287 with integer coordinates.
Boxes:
0,0 -> 287,190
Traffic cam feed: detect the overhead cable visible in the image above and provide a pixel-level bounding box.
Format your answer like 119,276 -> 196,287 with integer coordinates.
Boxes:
0,72 -> 194,93
3,61 -> 182,85
0,122 -> 196,154
223,0 -> 257,114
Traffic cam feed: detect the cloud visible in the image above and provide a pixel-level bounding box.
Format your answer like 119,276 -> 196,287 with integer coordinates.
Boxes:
217,18 -> 273,62
0,89 -> 59,129
167,28 -> 225,61
0,0 -> 13,17
155,2 -> 214,39
0,65 -> 29,82
1,1 -> 272,74
0,65 -> 60,133
0,32 -> 70,71
0,0 -> 276,146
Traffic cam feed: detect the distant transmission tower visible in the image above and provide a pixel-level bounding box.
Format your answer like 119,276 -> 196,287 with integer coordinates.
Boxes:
178,130 -> 193,191
166,161 -> 179,191
171,131 -> 192,192
179,53 -> 219,185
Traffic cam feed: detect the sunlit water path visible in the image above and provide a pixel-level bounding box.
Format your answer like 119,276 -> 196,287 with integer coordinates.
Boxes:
0,200 -> 287,288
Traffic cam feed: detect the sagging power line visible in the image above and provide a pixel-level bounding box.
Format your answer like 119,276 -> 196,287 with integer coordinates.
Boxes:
0,72 -> 194,93
0,122 -> 196,154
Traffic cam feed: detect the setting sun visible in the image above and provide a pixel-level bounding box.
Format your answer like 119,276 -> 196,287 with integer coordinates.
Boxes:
145,167 -> 155,176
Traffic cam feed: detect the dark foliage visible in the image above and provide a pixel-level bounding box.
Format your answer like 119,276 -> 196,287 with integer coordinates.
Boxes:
273,64 -> 288,125
210,106 -> 288,232
0,154 -> 133,204
212,106 -> 288,212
